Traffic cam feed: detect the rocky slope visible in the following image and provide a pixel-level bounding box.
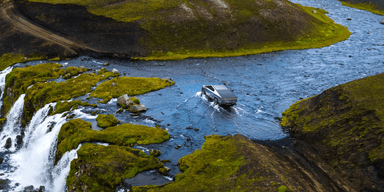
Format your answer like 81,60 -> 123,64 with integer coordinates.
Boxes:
0,0 -> 350,60
281,72 -> 384,191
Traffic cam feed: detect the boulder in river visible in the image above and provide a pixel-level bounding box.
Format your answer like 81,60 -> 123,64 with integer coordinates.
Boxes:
4,138 -> 11,149
381,19 -> 384,24
129,104 -> 146,113
117,94 -> 133,109
112,68 -> 119,74
102,62 -> 110,66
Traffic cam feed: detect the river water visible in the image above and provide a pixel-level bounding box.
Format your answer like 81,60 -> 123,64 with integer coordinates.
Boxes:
0,0 -> 384,191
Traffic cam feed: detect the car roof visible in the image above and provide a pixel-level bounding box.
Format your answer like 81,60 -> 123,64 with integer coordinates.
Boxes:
212,85 -> 229,90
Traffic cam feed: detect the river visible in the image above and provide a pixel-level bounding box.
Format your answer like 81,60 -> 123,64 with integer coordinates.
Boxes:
0,0 -> 384,191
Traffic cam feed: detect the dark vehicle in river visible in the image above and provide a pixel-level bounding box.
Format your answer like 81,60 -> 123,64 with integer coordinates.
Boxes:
201,85 -> 237,106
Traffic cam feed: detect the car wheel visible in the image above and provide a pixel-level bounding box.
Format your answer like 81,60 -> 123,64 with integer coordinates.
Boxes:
213,98 -> 218,105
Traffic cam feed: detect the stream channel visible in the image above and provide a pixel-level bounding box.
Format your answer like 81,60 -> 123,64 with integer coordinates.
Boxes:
0,0 -> 384,191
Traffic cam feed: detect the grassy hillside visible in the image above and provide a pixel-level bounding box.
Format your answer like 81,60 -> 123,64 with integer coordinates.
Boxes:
281,73 -> 384,191
23,0 -> 351,60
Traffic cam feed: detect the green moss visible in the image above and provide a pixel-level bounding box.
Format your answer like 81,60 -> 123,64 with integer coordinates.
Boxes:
340,1 -> 384,15
90,76 -> 174,103
23,70 -> 118,125
51,100 -> 97,115
281,72 -> 384,188
48,57 -> 61,61
277,185 -> 287,192
62,66 -> 89,79
0,53 -> 25,71
96,114 -> 120,128
56,119 -> 170,164
130,97 -> 140,104
66,143 -> 163,192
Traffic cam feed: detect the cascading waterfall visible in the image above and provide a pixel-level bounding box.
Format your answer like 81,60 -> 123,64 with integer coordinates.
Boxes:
0,67 -> 13,112
0,94 -> 25,152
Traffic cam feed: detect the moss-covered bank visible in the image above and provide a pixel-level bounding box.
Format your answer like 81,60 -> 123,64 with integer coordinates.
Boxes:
51,100 -> 96,115
0,53 -> 46,71
20,0 -> 350,60
56,119 -> 169,164
67,143 -> 163,192
339,0 -> 384,15
2,63 -> 88,118
132,134 -> 349,192
281,72 -> 384,191
96,114 -> 120,128
90,76 -> 174,103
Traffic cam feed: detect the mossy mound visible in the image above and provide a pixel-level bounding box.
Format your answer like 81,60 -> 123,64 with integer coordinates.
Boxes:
281,73 -> 384,191
56,119 -> 169,164
24,0 -> 350,60
90,76 -> 174,103
23,70 -> 118,126
132,134 -> 347,192
339,0 -> 384,15
96,114 -> 120,128
2,63 -> 87,118
0,53 -> 47,71
51,100 -> 97,115
67,143 -> 163,192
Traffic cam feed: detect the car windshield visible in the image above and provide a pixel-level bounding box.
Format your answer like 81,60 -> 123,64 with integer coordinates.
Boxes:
217,89 -> 236,98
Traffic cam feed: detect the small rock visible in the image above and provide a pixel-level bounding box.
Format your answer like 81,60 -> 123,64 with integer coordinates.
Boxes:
116,108 -> 124,113
304,75 -> 309,77
123,72 -> 127,76
349,55 -> 352,57
180,92 -> 183,94
312,10 -> 316,14
257,63 -> 262,66
186,126 -> 193,129
79,66 -> 85,70
112,68 -> 119,74
175,145 -> 182,149
380,19 -> 384,24
299,97 -> 303,100
81,58 -> 84,61
149,149 -> 161,156
194,128 -> 199,131
165,77 -> 173,83
347,18 -> 351,20
102,62 -> 110,66
4,138 -> 11,149
159,166 -> 171,175
65,73 -> 71,78
39,186 -> 46,192
24,57 -> 28,61
129,104 -> 146,112
117,94 -> 132,108
0,157 -> 3,164
186,137 -> 191,141
24,185 -> 34,192
16,135 -> 22,148
111,82 -> 116,87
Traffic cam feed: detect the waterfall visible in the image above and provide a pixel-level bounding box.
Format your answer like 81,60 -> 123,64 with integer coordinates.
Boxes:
0,66 -> 13,112
0,94 -> 25,152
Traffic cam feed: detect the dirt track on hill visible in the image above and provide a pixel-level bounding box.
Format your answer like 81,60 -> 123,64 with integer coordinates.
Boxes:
0,0 -> 100,55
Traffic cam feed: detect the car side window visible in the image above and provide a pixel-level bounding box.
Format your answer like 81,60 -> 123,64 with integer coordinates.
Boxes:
206,86 -> 214,91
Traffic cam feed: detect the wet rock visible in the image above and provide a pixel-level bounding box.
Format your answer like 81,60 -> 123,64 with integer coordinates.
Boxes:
129,104 -> 146,112
81,58 -> 84,61
381,19 -> 384,24
347,18 -> 351,20
186,126 -> 193,129
23,185 -> 34,192
102,62 -> 110,66
186,137 -> 191,141
4,138 -> 11,149
0,157 -> 3,164
165,77 -> 173,83
175,145 -> 181,149
159,166 -> 171,175
116,108 -> 124,113
65,73 -> 71,79
194,128 -> 199,131
117,94 -> 133,108
149,149 -> 161,156
39,186 -> 45,192
16,135 -> 23,148
112,68 -> 119,74
111,82 -> 116,87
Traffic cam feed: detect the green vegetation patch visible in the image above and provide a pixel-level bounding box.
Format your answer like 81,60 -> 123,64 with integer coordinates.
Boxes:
51,100 -> 97,115
90,76 -> 174,103
23,70 -> 118,126
340,1 -> 384,15
2,63 -> 88,118
281,73 -> 384,190
67,143 -> 163,192
0,53 -> 47,71
96,114 -> 120,128
132,135 -> 298,192
56,119 -> 169,163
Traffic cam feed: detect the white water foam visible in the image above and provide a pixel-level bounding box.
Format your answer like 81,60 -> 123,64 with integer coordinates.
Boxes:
0,94 -> 25,152
107,98 -> 117,104
0,67 -> 13,112
6,103 -> 68,191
